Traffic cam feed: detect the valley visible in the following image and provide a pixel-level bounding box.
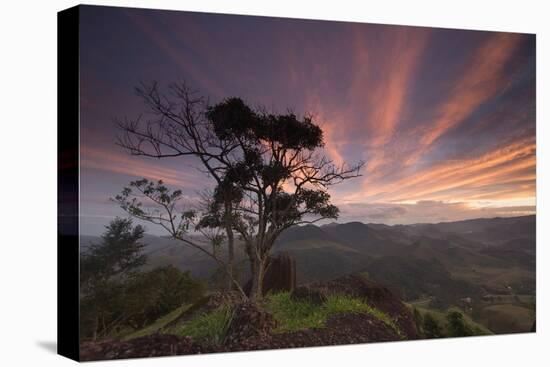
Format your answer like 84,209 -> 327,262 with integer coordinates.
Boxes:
82,214 -> 536,335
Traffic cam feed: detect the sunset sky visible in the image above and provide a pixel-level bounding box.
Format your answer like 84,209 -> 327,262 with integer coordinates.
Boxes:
79,6 -> 536,235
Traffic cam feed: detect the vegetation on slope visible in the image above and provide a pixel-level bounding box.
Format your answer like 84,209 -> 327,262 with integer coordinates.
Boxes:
410,304 -> 492,338
264,292 -> 401,336
172,307 -> 234,345
123,291 -> 403,346
121,304 -> 190,341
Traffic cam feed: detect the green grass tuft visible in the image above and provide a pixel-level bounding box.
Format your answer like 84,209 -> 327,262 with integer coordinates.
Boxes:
264,292 -> 325,331
265,292 -> 402,336
173,307 -> 234,345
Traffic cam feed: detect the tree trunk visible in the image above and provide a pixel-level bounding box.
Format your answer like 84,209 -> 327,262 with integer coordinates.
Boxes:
249,257 -> 259,301
224,201 -> 235,291
226,228 -> 234,291
249,255 -> 267,302
92,314 -> 99,341
257,261 -> 265,298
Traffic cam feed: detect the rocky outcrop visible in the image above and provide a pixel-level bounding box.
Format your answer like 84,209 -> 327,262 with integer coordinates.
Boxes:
81,274 -> 417,360
254,312 -> 400,350
224,302 -> 277,348
309,274 -> 418,339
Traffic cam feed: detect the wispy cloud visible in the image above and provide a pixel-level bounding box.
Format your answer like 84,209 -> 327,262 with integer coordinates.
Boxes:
123,9 -> 227,98
345,136 -> 535,205
81,145 -> 204,188
405,33 -> 523,165
79,8 -> 535,231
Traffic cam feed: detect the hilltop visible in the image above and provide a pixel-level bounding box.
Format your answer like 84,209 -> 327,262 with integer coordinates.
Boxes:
80,274 -> 418,360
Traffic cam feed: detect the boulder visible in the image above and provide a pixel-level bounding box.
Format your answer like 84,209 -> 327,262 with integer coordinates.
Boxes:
319,274 -> 419,339
225,302 -> 277,344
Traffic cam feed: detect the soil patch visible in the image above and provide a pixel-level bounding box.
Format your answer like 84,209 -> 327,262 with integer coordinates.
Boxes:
80,334 -> 202,361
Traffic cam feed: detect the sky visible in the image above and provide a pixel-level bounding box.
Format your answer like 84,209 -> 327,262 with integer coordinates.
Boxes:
78,5 -> 536,236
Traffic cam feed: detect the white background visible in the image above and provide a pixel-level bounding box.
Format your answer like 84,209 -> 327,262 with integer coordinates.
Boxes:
0,0 -> 548,365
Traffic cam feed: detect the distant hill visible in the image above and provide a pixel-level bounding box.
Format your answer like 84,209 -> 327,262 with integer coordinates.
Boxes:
80,234 -> 220,278
79,215 -> 535,336
276,215 -> 534,306
480,237 -> 536,269
395,215 -> 535,247
320,222 -> 406,256
363,256 -> 480,304
80,215 -> 535,303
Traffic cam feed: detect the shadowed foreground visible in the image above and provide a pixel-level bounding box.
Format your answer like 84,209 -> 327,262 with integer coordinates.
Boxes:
80,275 -> 416,361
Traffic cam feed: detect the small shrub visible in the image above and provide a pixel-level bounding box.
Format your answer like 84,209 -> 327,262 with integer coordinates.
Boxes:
446,311 -> 474,337
423,312 -> 444,338
175,307 -> 234,345
413,307 -> 423,335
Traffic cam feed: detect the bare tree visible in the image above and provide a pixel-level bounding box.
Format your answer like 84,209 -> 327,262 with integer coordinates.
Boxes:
116,82 -> 242,292
113,178 -> 246,297
115,82 -> 364,301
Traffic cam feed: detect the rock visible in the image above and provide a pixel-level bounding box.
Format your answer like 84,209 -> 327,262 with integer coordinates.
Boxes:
223,312 -> 402,352
290,285 -> 329,305
244,252 -> 296,296
319,274 -> 419,339
225,302 -> 277,344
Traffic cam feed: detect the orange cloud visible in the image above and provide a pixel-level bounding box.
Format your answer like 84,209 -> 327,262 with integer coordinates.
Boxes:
304,93 -> 347,167
320,116 -> 346,167
405,33 -> 523,165
345,137 -> 535,204
365,28 -> 430,147
306,27 -> 430,171
393,150 -> 534,202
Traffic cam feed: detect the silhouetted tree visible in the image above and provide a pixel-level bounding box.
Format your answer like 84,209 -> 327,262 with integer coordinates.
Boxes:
80,217 -> 147,340
115,82 -> 364,301
114,178 -> 247,296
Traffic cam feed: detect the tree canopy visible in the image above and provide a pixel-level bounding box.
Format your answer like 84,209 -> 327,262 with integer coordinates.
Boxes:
115,82 -> 364,299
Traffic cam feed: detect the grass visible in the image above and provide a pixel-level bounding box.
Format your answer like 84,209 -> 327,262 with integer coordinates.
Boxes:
451,265 -> 535,292
172,307 -> 234,345
122,292 -> 405,344
481,294 -> 535,304
120,304 -> 190,341
264,292 -> 401,336
408,298 -> 432,308
478,304 -> 534,333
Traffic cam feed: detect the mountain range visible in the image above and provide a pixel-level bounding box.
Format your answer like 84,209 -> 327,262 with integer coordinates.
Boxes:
81,215 -> 536,307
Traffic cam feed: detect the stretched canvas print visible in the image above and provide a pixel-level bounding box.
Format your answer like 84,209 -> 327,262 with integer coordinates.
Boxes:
58,4 -> 536,362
